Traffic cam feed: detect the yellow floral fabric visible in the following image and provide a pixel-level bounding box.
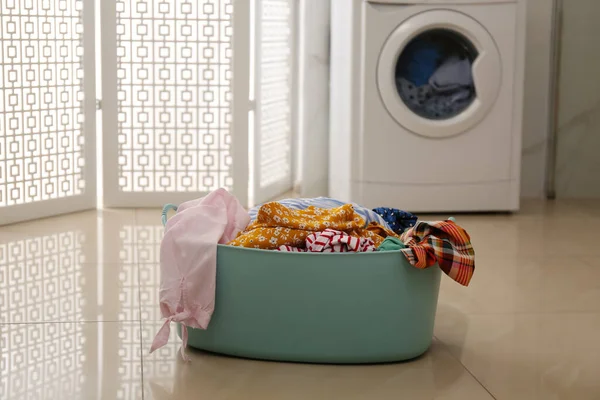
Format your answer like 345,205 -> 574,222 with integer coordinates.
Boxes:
229,202 -> 398,250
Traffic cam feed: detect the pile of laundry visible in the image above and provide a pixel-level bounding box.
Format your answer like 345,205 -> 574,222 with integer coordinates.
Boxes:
396,35 -> 476,119
151,189 -> 475,359
232,198 -> 411,252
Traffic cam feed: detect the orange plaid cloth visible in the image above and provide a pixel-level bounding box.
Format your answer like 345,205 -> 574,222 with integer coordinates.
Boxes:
229,202 -> 397,250
399,220 -> 475,286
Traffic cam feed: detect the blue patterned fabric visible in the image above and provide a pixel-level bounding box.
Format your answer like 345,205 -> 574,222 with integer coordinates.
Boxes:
249,197 -> 391,229
397,38 -> 442,86
372,207 -> 418,234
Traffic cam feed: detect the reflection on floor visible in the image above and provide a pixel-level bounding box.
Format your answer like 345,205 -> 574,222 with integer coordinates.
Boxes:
2,200 -> 600,399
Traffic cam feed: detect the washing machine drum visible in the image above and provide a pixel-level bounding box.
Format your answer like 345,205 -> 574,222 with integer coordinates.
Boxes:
377,10 -> 502,138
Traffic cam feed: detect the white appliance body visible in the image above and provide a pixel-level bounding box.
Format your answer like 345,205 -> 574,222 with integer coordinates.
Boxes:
330,0 -> 527,212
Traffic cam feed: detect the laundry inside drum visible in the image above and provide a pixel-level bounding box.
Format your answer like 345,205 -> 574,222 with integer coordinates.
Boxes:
395,29 -> 479,120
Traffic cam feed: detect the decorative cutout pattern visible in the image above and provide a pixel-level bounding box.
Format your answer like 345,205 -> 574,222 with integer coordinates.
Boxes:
116,0 -> 234,193
0,0 -> 86,206
258,0 -> 293,188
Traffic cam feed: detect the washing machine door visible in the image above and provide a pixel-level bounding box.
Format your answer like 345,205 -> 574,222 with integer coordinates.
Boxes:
377,10 -> 502,138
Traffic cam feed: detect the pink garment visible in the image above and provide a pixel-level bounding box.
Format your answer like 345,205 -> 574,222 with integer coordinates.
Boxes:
150,189 -> 250,361
277,229 -> 376,253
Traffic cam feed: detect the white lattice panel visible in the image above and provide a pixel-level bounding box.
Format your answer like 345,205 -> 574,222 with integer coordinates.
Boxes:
254,0 -> 294,203
0,0 -> 96,224
106,0 -> 236,201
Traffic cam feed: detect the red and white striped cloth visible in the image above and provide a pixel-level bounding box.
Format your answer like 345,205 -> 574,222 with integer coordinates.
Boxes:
277,229 -> 376,253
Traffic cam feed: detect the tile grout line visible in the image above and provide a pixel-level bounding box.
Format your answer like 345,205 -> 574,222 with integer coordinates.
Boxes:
433,335 -> 498,400
433,309 -> 600,316
0,320 -> 142,325
135,209 -> 147,400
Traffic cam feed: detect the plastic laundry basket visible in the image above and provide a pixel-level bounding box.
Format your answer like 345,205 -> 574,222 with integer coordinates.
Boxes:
179,244 -> 441,364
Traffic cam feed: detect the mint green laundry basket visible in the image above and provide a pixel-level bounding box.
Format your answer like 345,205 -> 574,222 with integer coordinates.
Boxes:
178,244 -> 442,364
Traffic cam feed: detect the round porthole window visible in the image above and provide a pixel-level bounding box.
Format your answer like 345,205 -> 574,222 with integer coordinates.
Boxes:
376,10 -> 502,138
394,29 -> 479,120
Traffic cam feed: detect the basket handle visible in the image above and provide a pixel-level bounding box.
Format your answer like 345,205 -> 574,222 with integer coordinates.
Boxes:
161,204 -> 178,226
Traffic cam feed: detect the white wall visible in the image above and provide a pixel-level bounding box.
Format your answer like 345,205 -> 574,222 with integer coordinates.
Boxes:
297,0 -> 331,197
520,0 -> 553,198
554,0 -> 600,198
521,0 -> 600,199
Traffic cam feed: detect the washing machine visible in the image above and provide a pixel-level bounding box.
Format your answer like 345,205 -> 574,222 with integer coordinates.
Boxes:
329,0 -> 527,212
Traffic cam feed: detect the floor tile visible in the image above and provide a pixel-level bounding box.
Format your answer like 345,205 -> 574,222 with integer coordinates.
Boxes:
138,263 -> 161,322
0,209 -> 141,322
134,210 -> 166,323
437,255 -> 600,314
140,321 -> 493,400
434,310 -> 600,400
460,217 -> 600,257
0,262 -> 140,323
102,209 -> 146,264
135,209 -> 164,228
0,209 -> 137,264
0,322 -> 143,400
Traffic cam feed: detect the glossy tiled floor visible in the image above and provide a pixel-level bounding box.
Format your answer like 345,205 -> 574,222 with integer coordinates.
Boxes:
2,200 -> 600,399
